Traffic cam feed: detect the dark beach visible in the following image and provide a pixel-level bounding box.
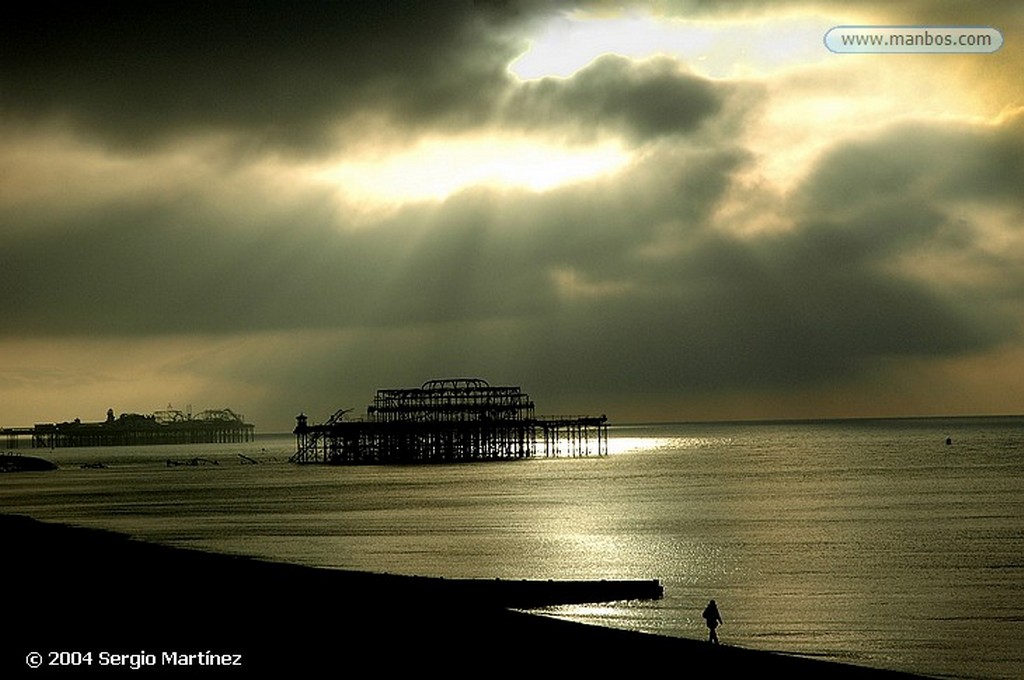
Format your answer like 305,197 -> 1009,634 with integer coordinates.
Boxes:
2,514 -> 928,677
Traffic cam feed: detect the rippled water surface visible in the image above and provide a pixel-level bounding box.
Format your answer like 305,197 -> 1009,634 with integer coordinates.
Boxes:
2,417 -> 1021,679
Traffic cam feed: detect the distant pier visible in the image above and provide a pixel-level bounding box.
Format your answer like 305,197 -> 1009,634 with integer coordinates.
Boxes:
292,378 -> 608,464
2,407 -> 255,449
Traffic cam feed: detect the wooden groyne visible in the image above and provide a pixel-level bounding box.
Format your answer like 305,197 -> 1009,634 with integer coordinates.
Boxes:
292,378 -> 608,464
402,576 -> 665,609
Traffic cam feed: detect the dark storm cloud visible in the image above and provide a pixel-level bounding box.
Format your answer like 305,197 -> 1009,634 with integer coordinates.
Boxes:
0,137 -> 748,337
3,114 -> 1017,404
790,117 -> 1024,312
0,0 -> 543,152
2,0 -> 1021,425
509,54 -> 724,141
801,119 -> 1024,210
375,118 -> 1021,397
0,2 -> 732,152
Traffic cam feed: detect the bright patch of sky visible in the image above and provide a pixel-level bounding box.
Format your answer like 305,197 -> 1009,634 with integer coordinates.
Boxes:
316,135 -> 630,205
509,10 -> 838,80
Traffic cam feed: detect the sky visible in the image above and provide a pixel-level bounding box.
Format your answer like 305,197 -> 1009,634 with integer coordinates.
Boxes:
2,1 -> 1022,432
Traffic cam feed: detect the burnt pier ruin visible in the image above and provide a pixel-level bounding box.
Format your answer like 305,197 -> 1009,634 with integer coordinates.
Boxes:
291,378 -> 607,464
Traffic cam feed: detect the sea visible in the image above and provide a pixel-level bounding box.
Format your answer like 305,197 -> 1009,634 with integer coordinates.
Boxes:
2,417 -> 1021,679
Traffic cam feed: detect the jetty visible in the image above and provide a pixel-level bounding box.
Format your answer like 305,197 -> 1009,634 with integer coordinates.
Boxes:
2,407 -> 255,449
292,378 -> 608,464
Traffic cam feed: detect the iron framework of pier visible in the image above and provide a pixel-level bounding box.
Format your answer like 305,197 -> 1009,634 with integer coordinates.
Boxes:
291,378 -> 607,464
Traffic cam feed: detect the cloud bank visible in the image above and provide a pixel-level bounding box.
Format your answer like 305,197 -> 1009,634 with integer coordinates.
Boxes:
1,1 -> 1021,429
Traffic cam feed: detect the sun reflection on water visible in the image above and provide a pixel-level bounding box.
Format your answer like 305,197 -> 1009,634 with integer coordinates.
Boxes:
606,433 -> 733,455
605,436 -> 662,455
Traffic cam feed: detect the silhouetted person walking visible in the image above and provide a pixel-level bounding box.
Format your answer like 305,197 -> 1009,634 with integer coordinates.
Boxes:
702,599 -> 723,644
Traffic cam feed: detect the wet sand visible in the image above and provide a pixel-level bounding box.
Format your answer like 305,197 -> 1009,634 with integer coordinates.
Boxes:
2,514 -> 928,677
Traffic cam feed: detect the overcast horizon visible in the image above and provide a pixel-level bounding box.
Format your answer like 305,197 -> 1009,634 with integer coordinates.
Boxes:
2,1 -> 1022,433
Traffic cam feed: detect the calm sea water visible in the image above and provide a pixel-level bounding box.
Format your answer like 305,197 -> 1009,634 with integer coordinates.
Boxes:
2,417 -> 1021,679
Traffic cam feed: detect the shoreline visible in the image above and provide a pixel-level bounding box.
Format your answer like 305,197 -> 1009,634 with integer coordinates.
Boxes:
2,514 -> 929,677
